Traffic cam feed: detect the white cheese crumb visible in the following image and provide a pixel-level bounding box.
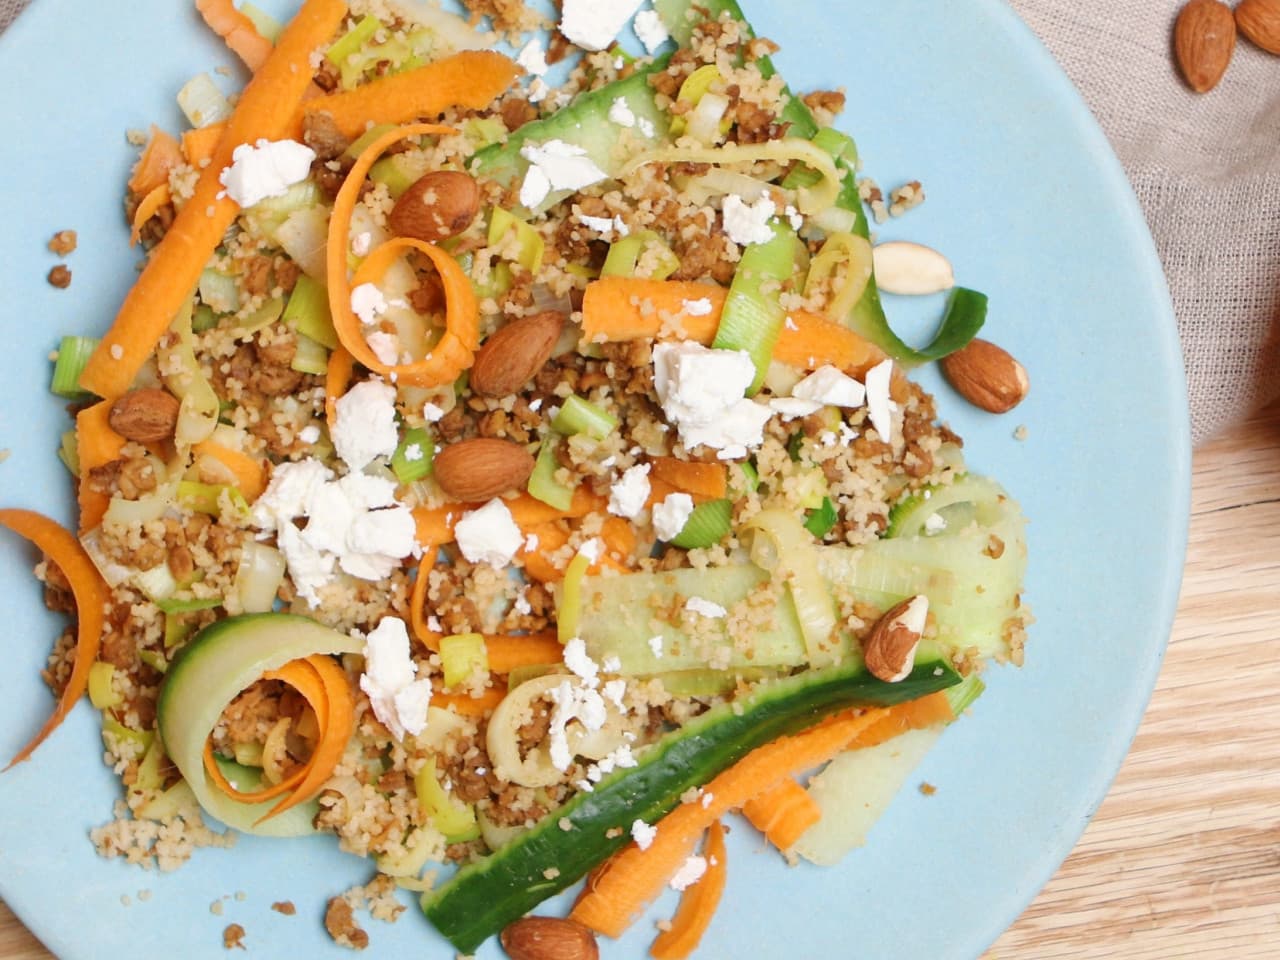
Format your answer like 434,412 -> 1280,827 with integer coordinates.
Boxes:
529,398 -> 543,412
924,512 -> 947,534
608,95 -> 637,129
769,397 -> 822,420
669,855 -> 708,891
298,424 -> 321,444
701,792 -> 714,809
784,315 -> 799,331
351,231 -> 372,257
350,282 -> 390,327
422,402 -> 444,422
633,9 -> 670,53
366,330 -> 401,367
579,537 -> 603,564
426,615 -> 442,633
631,819 -> 657,851
685,596 -> 727,619
577,212 -> 629,239
651,492 -> 694,542
218,138 -> 315,208
648,635 -> 665,658
454,500 -> 524,569
864,358 -> 897,441
524,532 -> 540,552
602,655 -> 622,674
563,636 -> 601,688
602,678 -> 627,711
608,464 -> 652,519
519,140 -> 608,209
793,365 -> 867,408
651,342 -> 772,456
403,443 -> 424,463
109,343 -> 124,360
721,193 -> 777,247
681,297 -> 714,317
359,617 -> 432,741
516,38 -> 548,77
559,0 -> 644,50
332,379 -> 399,470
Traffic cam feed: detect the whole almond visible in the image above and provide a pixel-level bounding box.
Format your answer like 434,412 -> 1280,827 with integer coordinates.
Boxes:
864,596 -> 928,683
1175,0 -> 1236,92
108,388 -> 181,443
1236,0 -> 1280,54
433,437 -> 535,501
500,917 -> 599,960
388,171 -> 480,243
939,338 -> 1029,414
470,311 -> 567,397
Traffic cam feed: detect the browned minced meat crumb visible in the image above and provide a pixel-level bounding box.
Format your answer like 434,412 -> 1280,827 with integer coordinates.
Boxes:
48,229 -> 77,255
460,0 -> 527,33
47,265 -> 71,288
302,110 -> 351,162
271,901 -> 297,916
325,897 -> 369,950
222,924 -> 246,950
802,89 -> 846,121
919,782 -> 938,797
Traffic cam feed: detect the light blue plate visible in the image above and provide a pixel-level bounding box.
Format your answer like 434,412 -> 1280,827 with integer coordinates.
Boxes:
0,1 -> 1189,958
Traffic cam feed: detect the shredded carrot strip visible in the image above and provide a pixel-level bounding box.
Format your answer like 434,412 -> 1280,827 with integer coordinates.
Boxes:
129,184 -> 171,247
433,684 -> 506,717
741,777 -> 822,852
78,0 -> 349,401
485,632 -> 563,673
202,658 -> 327,804
298,50 -> 519,140
192,439 -> 267,502
324,343 -> 355,434
196,0 -> 274,71
847,690 -> 954,749
507,487 -> 608,526
128,126 -> 183,197
520,521 -> 569,583
600,516 -> 638,567
571,707 -> 888,938
408,549 -> 442,650
75,400 -> 125,533
0,510 -> 109,769
181,123 -> 226,168
412,505 -> 459,549
649,821 -> 728,960
649,459 -> 727,502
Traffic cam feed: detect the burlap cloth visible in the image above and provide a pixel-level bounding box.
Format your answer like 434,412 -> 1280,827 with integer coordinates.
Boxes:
2,0 -> 1274,444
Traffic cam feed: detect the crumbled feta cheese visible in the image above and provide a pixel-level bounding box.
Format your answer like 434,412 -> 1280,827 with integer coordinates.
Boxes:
426,615 -> 442,633
332,379 -> 399,470
454,499 -> 524,569
608,96 -> 637,128
563,636 -> 601,688
839,422 -> 859,445
721,193 -> 777,247
769,397 -> 822,420
403,443 -> 424,463
651,342 -> 772,456
633,9 -> 670,52
682,297 -> 714,316
559,0 -> 644,50
519,140 -> 608,209
516,38 -> 548,76
365,330 -> 401,367
577,212 -> 628,239
359,617 -> 432,741
864,358 -> 897,441
422,402 -> 444,422
784,204 -> 803,231
512,587 -> 533,616
631,819 -> 657,851
529,398 -> 543,413
218,138 -> 315,208
685,596 -> 727,619
298,424 -> 321,444
608,464 -> 651,519
547,677 -> 609,771
351,231 -> 372,257
602,655 -> 622,674
350,282 -> 390,326
701,792 -> 714,809
924,512 -> 947,534
652,492 -> 694,542
793,365 -> 867,408
579,537 -> 603,564
669,855 -> 708,891
602,678 -> 627,711
784,315 -> 799,331
524,532 -> 540,552
648,635 -> 665,658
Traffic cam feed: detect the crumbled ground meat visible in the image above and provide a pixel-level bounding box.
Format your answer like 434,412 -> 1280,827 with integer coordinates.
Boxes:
302,110 -> 351,162
240,255 -> 275,297
47,265 -> 71,288
222,924 -> 246,950
500,96 -> 538,133
271,901 -> 297,916
324,897 -> 369,950
802,89 -> 847,118
48,229 -> 77,255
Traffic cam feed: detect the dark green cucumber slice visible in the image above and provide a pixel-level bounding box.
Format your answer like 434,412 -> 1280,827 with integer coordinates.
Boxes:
422,654 -> 960,952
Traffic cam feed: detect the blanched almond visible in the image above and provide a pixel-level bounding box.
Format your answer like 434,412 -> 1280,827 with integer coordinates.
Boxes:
872,241 -> 954,296
470,311 -> 566,398
388,170 -> 480,243
433,438 -> 535,502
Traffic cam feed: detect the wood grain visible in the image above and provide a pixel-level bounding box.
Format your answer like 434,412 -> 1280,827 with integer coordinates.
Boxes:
3,404 -> 1278,959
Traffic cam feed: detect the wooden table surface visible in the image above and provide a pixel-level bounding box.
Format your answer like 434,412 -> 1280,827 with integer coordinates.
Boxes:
1,403 -> 1277,959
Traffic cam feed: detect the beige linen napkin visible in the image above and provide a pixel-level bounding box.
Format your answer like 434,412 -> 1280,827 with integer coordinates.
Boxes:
2,0 -> 1274,442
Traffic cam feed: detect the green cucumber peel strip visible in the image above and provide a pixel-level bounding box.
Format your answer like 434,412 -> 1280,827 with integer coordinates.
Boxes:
422,653 -> 961,952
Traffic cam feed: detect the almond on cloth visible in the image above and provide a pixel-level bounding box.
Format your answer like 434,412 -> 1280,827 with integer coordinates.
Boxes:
1175,0 -> 1236,92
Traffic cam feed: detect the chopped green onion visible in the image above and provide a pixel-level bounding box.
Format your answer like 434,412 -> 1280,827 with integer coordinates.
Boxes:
463,117 -> 507,150
281,274 -> 337,349
133,564 -> 178,603
154,595 -> 223,616
88,662 -> 122,710
813,126 -> 857,165
557,551 -> 592,644
325,14 -> 382,70
102,715 -> 153,750
739,461 -> 760,493
669,63 -> 722,137
246,178 -> 321,229
712,222 -> 798,394
440,633 -> 489,688
228,296 -> 285,340
291,333 -> 330,376
794,468 -> 828,509
415,757 -> 481,842
233,541 -> 285,614
198,268 -> 241,314
848,286 -> 989,367
528,438 -> 575,511
370,153 -> 426,198
164,613 -> 196,649
945,673 -> 987,716
135,738 -> 165,791
50,335 -> 99,399
178,481 -> 250,518
786,431 -> 805,462
552,395 -> 617,440
161,302 -> 220,447
239,2 -> 282,40
192,304 -> 218,333
803,497 -> 839,538
177,72 -> 232,127
488,207 -> 545,275
344,123 -> 399,162
670,499 -> 733,549
391,428 -> 436,483
600,230 -> 679,280
805,232 -> 873,323
138,649 -> 169,675
57,430 -> 79,477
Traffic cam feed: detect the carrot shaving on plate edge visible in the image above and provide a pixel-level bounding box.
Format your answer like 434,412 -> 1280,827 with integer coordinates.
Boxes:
195,0 -> 274,71
0,509 -> 109,769
649,820 -> 728,960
